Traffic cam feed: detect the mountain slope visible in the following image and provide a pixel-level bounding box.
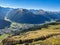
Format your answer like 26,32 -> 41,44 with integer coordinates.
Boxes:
0,7 -> 12,19
30,9 -> 60,20
0,19 -> 11,29
0,7 -> 12,29
2,22 -> 60,45
6,9 -> 51,24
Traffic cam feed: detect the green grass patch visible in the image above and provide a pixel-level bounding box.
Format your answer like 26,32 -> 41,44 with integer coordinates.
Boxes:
0,34 -> 9,41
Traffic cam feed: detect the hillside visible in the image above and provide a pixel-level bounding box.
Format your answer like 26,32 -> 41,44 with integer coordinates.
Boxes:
0,19 -> 11,29
0,7 -> 12,19
0,7 -> 12,29
1,22 -> 60,45
6,9 -> 51,24
6,9 -> 60,24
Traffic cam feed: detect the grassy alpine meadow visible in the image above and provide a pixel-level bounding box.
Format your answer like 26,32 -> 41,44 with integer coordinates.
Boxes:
1,22 -> 60,45
0,34 -> 9,45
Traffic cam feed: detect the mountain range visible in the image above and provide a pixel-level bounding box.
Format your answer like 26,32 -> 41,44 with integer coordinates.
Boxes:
6,8 -> 60,24
0,6 -> 60,29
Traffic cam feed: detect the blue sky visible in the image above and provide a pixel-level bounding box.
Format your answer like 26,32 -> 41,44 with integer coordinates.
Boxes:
0,0 -> 60,11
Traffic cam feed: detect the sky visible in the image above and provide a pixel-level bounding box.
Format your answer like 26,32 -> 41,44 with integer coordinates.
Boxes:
0,0 -> 60,11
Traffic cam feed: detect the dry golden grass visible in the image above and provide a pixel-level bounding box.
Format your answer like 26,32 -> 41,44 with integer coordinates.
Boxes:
7,29 -> 60,41
31,35 -> 60,45
2,23 -> 60,45
44,35 -> 60,44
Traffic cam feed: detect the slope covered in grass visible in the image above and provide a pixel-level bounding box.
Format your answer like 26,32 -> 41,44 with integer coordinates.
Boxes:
31,35 -> 60,45
2,23 -> 60,45
0,34 -> 9,45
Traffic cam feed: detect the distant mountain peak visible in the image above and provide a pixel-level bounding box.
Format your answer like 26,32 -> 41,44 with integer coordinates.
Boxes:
37,9 -> 45,14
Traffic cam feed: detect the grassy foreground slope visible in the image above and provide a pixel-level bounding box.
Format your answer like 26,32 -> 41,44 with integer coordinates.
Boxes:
0,34 -> 9,45
2,22 -> 60,45
31,35 -> 60,45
